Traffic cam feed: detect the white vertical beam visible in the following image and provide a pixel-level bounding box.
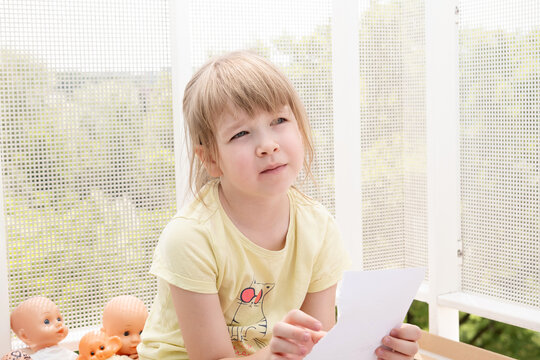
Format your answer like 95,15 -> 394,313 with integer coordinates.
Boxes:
425,0 -> 461,340
170,0 -> 193,209
331,0 -> 363,270
0,165 -> 12,352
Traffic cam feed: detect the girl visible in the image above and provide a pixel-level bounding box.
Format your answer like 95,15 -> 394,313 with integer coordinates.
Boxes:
138,51 -> 420,360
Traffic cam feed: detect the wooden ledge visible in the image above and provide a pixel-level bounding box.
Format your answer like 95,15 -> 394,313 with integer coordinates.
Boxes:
415,330 -> 515,360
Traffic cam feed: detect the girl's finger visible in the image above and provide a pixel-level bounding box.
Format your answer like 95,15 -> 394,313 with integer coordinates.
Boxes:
375,346 -> 412,360
270,335 -> 307,357
310,330 -> 327,344
390,324 -> 422,342
381,335 -> 419,356
282,309 -> 322,331
273,321 -> 311,344
271,354 -> 303,360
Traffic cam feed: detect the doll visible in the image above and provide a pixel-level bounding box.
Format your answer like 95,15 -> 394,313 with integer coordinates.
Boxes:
101,296 -> 148,359
10,296 -> 77,360
77,330 -> 122,360
1,351 -> 32,360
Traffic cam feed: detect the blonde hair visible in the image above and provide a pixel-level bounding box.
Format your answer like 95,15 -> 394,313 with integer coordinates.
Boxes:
183,50 -> 314,195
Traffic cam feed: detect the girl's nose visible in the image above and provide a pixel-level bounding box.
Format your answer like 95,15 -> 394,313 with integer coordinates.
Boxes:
256,136 -> 280,157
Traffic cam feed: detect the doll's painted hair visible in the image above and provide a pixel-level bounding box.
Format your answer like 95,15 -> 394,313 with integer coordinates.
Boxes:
182,50 -> 314,194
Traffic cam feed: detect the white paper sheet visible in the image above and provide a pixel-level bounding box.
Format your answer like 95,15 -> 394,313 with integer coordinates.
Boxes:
306,267 -> 425,360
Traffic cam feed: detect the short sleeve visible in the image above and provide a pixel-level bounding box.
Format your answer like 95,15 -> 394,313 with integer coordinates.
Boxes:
150,217 -> 218,294
308,215 -> 351,293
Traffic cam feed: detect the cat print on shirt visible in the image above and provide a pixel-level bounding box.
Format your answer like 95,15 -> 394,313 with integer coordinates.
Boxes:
228,279 -> 275,349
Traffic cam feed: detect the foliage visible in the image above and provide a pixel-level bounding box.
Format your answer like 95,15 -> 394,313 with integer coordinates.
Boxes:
406,300 -> 540,359
0,49 -> 177,330
460,312 -> 540,359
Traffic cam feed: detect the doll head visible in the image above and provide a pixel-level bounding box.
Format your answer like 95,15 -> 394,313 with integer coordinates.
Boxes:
1,351 -> 32,360
77,330 -> 121,360
101,295 -> 148,357
10,296 -> 68,352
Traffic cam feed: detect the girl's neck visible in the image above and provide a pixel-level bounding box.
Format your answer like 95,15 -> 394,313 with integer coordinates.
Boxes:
218,182 -> 290,251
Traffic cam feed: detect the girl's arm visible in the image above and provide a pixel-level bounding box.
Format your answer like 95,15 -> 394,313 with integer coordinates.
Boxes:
170,284 -> 321,360
299,284 -> 337,331
170,284 -> 236,359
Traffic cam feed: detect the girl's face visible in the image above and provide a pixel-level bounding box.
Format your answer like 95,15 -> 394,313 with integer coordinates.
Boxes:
208,105 -> 304,200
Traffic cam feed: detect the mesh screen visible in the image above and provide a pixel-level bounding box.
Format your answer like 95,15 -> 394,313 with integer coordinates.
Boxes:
190,0 -> 335,213
359,0 -> 427,273
459,0 -> 540,307
0,0 -> 175,340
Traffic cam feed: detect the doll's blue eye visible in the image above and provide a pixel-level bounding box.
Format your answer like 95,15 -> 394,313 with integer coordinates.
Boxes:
100,345 -> 104,350
44,319 -> 50,325
124,331 -> 129,336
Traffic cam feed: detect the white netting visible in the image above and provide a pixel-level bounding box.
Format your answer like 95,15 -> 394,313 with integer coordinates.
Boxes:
359,0 -> 427,275
0,0 -> 175,340
459,0 -> 540,308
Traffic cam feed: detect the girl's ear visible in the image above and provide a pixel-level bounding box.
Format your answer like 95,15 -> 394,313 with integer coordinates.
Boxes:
195,145 -> 222,178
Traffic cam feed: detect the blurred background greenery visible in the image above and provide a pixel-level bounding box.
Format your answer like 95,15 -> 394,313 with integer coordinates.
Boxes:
406,300 -> 540,359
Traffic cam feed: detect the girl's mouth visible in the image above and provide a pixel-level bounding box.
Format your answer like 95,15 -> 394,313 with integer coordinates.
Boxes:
261,164 -> 286,174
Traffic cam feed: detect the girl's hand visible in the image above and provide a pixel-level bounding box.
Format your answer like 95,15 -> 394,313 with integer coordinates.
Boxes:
375,323 -> 421,360
269,309 -> 326,360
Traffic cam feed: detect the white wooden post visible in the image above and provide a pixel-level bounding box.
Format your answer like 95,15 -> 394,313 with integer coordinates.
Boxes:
0,165 -> 12,353
170,0 -> 193,209
425,0 -> 461,340
331,0 -> 363,270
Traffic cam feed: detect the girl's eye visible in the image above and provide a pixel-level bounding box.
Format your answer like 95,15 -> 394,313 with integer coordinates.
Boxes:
124,331 -> 130,336
231,131 -> 248,140
139,330 -> 143,335
44,319 -> 50,325
272,117 -> 286,126
57,317 -> 62,322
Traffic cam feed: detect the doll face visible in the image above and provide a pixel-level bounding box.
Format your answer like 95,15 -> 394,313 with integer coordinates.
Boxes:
77,331 -> 121,360
103,309 -> 147,356
14,298 -> 68,351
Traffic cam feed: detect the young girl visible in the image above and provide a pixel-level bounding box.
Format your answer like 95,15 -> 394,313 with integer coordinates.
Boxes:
138,51 -> 420,360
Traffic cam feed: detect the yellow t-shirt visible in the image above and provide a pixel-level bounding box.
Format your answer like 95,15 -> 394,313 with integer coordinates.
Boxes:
138,180 -> 349,359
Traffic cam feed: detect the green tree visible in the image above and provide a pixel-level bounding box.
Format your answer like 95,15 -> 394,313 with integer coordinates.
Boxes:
1,49 -> 176,330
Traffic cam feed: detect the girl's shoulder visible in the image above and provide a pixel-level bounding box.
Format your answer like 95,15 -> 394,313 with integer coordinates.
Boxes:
157,181 -> 222,246
288,186 -> 335,223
